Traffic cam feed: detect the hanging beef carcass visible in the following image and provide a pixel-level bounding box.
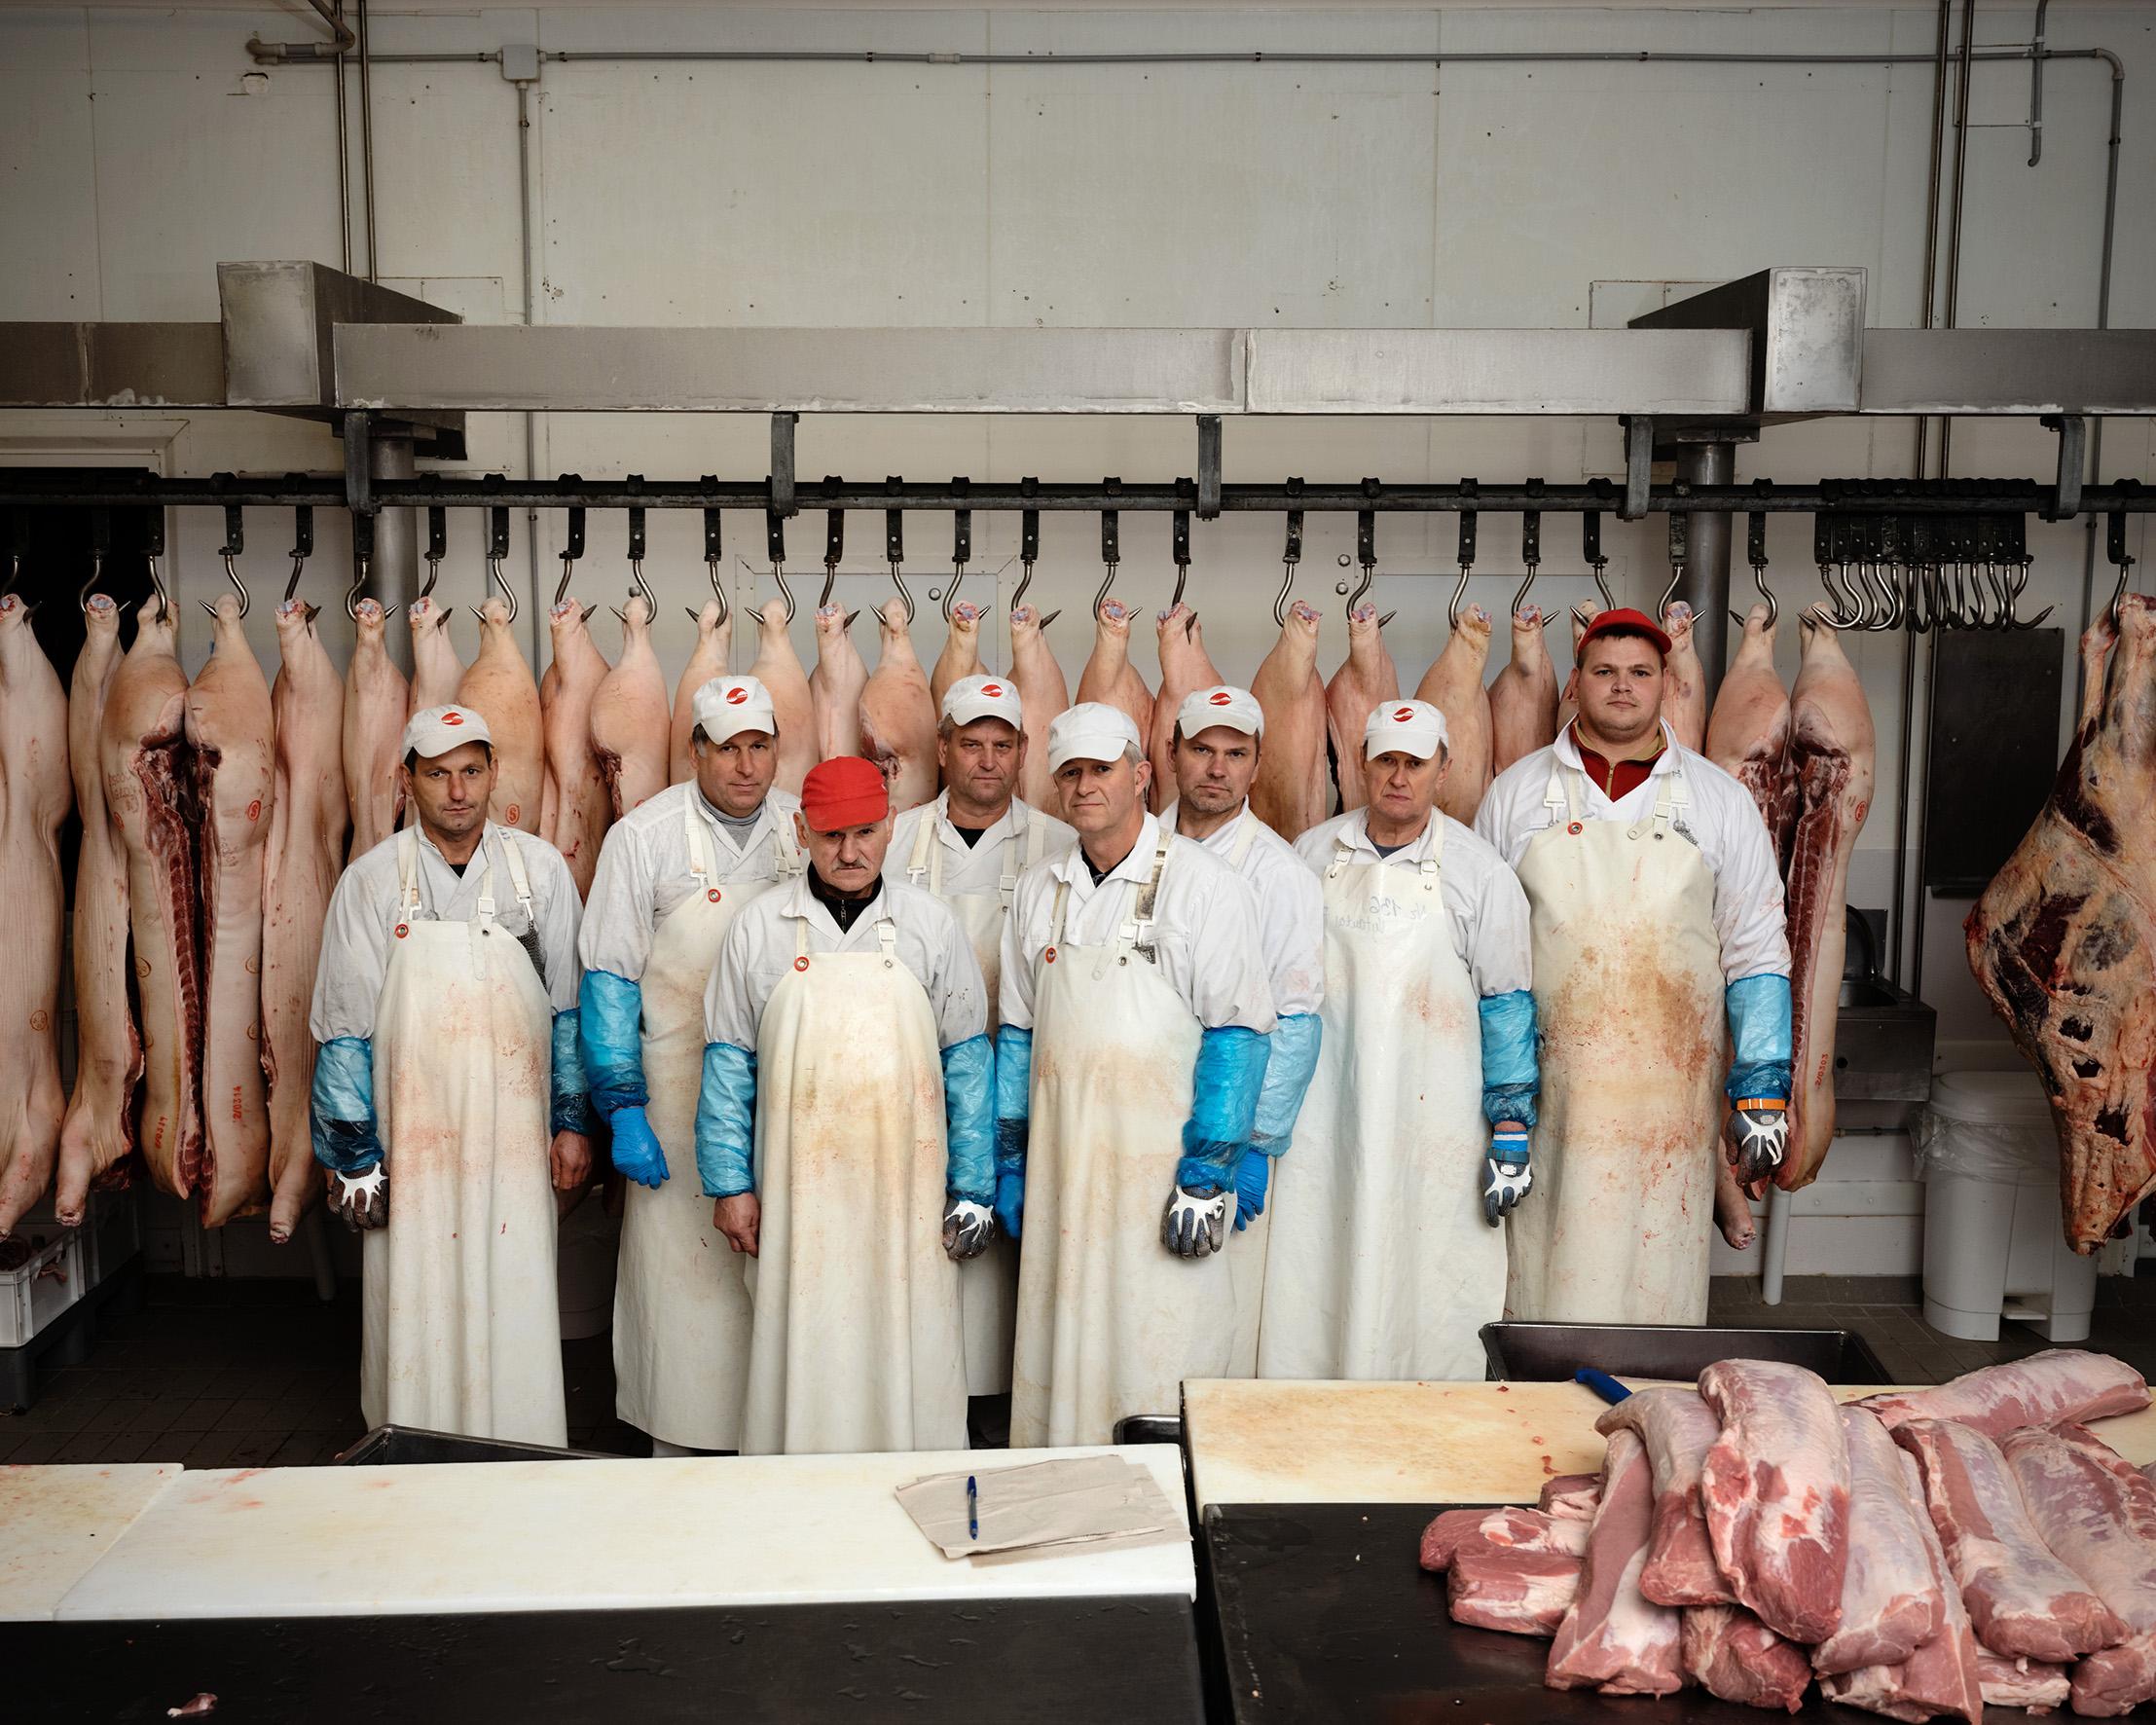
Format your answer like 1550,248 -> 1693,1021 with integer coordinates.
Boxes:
1325,603 -> 1399,813
1007,605 -> 1069,813
55,595 -> 140,1226
342,598 -> 407,858
747,600 -> 816,796
809,603 -> 868,760
1969,596 -> 2156,1251
1705,601 -> 1795,866
670,598 -> 731,785
931,601 -> 983,717
589,591 -> 671,819
1780,608 -> 1875,1192
1150,604 -> 1223,814
0,596 -> 70,1232
185,595 -> 274,1227
539,599 -> 611,899
1662,602 -> 1708,753
1415,604 -> 1494,825
261,599 -> 348,1243
1249,601 -> 1328,841
1489,606 -> 1560,774
1075,597 -> 1154,740
408,592 -> 464,709
457,594 -> 542,833
860,596 -> 938,812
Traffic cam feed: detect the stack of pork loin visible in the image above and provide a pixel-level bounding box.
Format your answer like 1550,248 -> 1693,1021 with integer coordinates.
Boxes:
1420,1350 -> 2156,1718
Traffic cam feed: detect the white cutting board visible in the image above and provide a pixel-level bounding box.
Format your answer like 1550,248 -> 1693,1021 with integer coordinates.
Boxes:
53,1446 -> 1193,1622
0,1464 -> 183,1622
1184,1379 -> 2156,1510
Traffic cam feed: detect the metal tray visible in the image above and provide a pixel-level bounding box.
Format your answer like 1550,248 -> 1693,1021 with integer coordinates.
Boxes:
334,1422 -> 609,1465
1480,1322 -> 1892,1385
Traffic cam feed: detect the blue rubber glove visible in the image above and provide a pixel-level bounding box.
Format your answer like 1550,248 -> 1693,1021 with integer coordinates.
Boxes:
310,1036 -> 381,1175
1177,1025 -> 1269,1192
578,970 -> 649,1118
1251,1012 -> 1321,1158
694,1042 -> 758,1198
1725,973 -> 1794,1107
940,1033 -> 995,1204
608,1104 -> 669,1188
993,1025 -> 1033,1240
550,1009 -> 596,1136
1478,990 -> 1541,1129
1233,1147 -> 1270,1230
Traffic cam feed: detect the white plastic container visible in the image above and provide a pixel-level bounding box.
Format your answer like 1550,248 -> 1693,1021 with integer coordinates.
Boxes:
0,1225 -> 86,1348
1917,1069 -> 2098,1343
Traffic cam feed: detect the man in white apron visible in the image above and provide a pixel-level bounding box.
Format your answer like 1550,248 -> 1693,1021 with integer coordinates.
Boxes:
311,704 -> 593,1446
695,755 -> 993,1455
578,675 -> 802,1456
1158,684 -> 1325,1373
997,704 -> 1276,1449
883,674 -> 1075,1415
1262,699 -> 1537,1381
1477,608 -> 1793,1327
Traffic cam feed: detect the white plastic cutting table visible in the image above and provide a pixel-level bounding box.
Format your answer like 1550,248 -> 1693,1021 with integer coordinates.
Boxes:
0,1462 -> 182,1622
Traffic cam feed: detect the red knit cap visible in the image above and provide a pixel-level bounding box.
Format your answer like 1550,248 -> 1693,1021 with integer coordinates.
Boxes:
800,755 -> 890,831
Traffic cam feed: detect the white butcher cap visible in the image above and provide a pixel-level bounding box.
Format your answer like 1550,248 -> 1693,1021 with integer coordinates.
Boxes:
941,673 -> 1024,730
1364,698 -> 1448,761
691,675 -> 778,743
1175,684 -> 1264,741
402,703 -> 493,760
1046,702 -> 1143,773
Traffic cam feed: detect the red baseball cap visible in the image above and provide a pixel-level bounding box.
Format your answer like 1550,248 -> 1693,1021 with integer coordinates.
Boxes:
800,756 -> 890,831
1577,606 -> 1672,656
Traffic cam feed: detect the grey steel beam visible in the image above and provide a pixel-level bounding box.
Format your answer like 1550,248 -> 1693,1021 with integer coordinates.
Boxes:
1859,328 -> 2156,414
0,322 -> 227,408
1630,266 -> 1866,417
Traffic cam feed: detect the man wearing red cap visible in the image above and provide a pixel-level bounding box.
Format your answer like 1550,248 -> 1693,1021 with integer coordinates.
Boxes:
1477,608 -> 1793,1328
693,755 -> 994,1454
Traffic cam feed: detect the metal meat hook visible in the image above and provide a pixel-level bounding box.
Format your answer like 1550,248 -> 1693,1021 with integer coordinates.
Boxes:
691,554 -> 729,627
76,551 -> 104,612
203,551 -> 249,619
344,555 -> 370,621
481,552 -> 520,625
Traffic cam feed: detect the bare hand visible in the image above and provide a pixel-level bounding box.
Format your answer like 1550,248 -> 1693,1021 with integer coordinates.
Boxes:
550,1130 -> 593,1193
714,1192 -> 760,1257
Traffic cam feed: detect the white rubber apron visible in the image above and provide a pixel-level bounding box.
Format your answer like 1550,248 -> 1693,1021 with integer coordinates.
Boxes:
1505,761 -> 1726,1327
1257,820 -> 1499,1379
905,799 -> 1043,1397
1009,841 -> 1228,1450
364,827 -> 566,1445
740,913 -> 966,1455
614,797 -> 794,1450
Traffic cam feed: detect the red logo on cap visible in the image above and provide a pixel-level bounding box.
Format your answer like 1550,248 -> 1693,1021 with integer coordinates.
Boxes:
1209,691 -> 1232,706
981,682 -> 1005,697
1392,706 -> 1414,722
442,710 -> 464,726
725,686 -> 749,705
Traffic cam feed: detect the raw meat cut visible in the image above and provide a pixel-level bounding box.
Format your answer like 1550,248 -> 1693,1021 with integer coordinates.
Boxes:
1812,1408 -> 1945,1674
1545,1427 -> 1684,1695
260,600 -> 347,1244
1414,605 -> 1494,826
1074,597 -> 1154,741
1148,604 -> 1222,814
1680,1605 -> 1812,1712
1705,601 -> 1795,868
407,592 -> 463,709
747,600 -> 816,796
1488,606 -> 1559,773
1553,603 -> 1593,735
457,595 -> 542,833
1696,1359 -> 1850,1644
669,598 -> 731,786
1662,602 -> 1707,752
1541,1474 -> 1601,1520
1779,609 -> 1875,1191
1968,596 -> 2156,1251
1591,1386 -> 1736,1607
588,592 -> 670,820
185,596 -> 274,1227
0,596 -> 69,1232
1449,1544 -> 1583,1637
55,595 -> 140,1227
539,600 -> 611,898
1006,605 -> 1069,813
930,601 -> 982,718
101,608 -> 201,1205
1420,1504 -> 1590,1572
808,602 -> 867,760
341,597 -> 407,858
1890,1416 -> 2126,1661
1248,601 -> 1328,841
1324,603 -> 1399,813
1976,1653 -> 2068,1714
1855,1348 -> 2148,1438
859,597 -> 937,812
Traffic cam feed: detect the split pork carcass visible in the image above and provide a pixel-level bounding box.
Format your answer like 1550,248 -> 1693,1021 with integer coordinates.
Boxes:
261,599 -> 347,1243
1488,606 -> 1559,773
407,592 -> 464,709
1074,597 -> 1153,740
1969,596 -> 2156,1252
808,602 -> 867,759
341,598 -> 407,858
457,595 -> 542,833
1779,609 -> 1875,1191
1705,601 -> 1796,867
1007,604 -> 1069,813
538,599 -> 611,899
1324,603 -> 1398,813
185,596 -> 274,1227
1248,601 -> 1328,841
1414,604 -> 1494,825
669,598 -> 731,785
55,596 -> 140,1227
588,592 -> 670,819
1553,603 -> 1592,735
1149,603 -> 1223,814
0,596 -> 69,1232
860,597 -> 937,812
747,600 -> 816,795
930,601 -> 982,717
1661,602 -> 1708,752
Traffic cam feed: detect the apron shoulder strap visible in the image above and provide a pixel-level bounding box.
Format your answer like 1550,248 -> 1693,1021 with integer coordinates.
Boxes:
493,827 -> 537,925
682,792 -> 718,885
906,800 -> 938,889
1000,804 -> 1035,905
1419,814 -> 1444,890
394,826 -> 423,915
772,805 -> 804,876
1047,879 -> 1072,949
876,915 -> 899,965
1120,837 -> 1172,960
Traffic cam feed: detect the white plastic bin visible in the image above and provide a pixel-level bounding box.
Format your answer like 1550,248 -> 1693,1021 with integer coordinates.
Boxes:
1917,1069 -> 2098,1343
0,1225 -> 86,1348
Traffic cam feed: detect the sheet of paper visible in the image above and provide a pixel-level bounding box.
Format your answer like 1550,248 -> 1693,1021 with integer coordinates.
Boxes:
897,1454 -> 1175,1560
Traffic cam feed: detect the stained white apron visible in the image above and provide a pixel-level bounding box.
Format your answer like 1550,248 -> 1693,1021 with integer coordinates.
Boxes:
905,797 -> 1044,1397
613,796 -> 797,1450
1009,841 -> 1230,1449
740,914 -> 966,1454
1505,761 -> 1725,1326
364,826 -> 565,1445
1258,819 -> 1499,1379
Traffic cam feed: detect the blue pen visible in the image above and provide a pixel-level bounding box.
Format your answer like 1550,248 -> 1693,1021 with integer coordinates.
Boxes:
968,1474 -> 979,1540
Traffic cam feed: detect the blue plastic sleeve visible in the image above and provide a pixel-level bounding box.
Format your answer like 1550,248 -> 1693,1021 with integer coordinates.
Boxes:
577,970 -> 648,1118
1251,1013 -> 1322,1156
550,1009 -> 596,1136
1478,990 -> 1541,1128
994,1024 -> 1033,1132
695,1042 -> 758,1198
940,1033 -> 995,1203
1179,1025 -> 1270,1190
310,1035 -> 381,1174
1725,972 -> 1795,1105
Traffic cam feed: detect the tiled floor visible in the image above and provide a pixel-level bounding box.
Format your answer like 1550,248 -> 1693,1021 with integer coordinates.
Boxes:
3,1269 -> 2150,1467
